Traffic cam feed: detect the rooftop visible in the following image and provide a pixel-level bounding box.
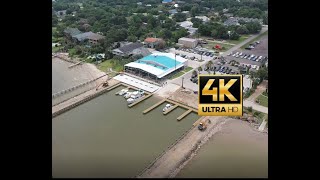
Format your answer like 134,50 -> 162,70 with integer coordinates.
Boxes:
72,32 -> 105,41
178,37 -> 198,42
144,37 -> 162,43
125,52 -> 187,78
116,42 -> 144,54
64,28 -> 81,36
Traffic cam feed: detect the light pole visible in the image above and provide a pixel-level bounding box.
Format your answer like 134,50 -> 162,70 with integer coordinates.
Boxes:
182,77 -> 184,89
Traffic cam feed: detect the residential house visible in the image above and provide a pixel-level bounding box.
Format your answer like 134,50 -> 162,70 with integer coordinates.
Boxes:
177,37 -> 198,48
178,21 -> 198,36
181,11 -> 190,18
143,38 -> 165,49
137,2 -> 142,5
162,0 -> 173,4
168,9 -> 178,15
72,32 -> 105,45
112,42 -> 144,57
195,16 -> 210,23
224,17 -> 263,26
64,28 -> 81,38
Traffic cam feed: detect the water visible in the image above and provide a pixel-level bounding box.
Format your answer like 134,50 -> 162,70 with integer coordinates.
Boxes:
138,55 -> 182,70
176,120 -> 268,178
52,58 -> 97,94
52,86 -> 199,178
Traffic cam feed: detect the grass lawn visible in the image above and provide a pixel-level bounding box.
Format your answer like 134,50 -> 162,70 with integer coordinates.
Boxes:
52,46 -> 61,53
204,42 -> 233,52
241,30 -> 268,49
243,107 -> 267,124
256,94 -> 268,107
96,59 -> 124,72
169,66 -> 194,80
170,71 -> 185,80
225,35 -> 249,45
184,66 -> 193,72
97,60 -> 113,72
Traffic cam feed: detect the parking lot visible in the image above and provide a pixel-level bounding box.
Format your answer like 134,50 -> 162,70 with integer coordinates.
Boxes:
223,35 -> 268,71
168,47 -> 217,61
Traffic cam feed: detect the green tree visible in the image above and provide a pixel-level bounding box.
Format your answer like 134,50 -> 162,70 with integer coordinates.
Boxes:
173,13 -> 187,22
245,21 -> 262,34
127,35 -> 137,42
229,31 -> 240,40
198,66 -> 203,72
190,6 -> 199,17
236,25 -> 249,34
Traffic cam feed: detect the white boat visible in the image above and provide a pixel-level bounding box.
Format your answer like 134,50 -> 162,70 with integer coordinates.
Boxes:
118,89 -> 129,96
124,92 -> 133,99
127,98 -> 135,104
163,104 -> 172,112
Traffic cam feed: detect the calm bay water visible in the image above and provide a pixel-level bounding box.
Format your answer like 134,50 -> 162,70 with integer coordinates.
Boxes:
52,86 -> 199,178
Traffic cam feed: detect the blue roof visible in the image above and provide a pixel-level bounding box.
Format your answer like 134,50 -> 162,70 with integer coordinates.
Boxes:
162,0 -> 172,3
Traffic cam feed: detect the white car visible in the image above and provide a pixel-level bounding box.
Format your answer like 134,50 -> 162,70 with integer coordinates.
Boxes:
239,52 -> 243,56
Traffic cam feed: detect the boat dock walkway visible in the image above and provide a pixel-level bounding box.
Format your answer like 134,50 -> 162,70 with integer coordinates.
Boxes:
177,109 -> 193,121
163,104 -> 179,115
143,99 -> 167,114
142,98 -> 199,122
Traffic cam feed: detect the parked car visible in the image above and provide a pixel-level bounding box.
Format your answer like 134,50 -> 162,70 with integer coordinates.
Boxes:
239,52 -> 243,56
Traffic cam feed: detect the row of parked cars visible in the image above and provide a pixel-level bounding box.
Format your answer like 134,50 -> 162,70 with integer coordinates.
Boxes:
228,51 -> 266,62
245,41 -> 260,50
179,47 -> 216,57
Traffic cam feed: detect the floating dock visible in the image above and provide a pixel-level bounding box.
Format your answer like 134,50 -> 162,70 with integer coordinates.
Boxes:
143,99 -> 166,114
177,109 -> 193,121
163,104 -> 179,115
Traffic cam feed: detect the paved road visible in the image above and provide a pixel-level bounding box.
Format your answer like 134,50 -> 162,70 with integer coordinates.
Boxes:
243,100 -> 268,114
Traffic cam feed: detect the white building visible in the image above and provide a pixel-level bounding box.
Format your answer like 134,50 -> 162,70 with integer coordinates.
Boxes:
177,37 -> 198,48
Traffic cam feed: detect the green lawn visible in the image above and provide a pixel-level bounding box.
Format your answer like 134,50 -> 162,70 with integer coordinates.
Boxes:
169,66 -> 194,80
184,66 -> 193,72
225,35 -> 249,45
52,46 -> 61,53
204,42 -> 233,52
96,60 -> 113,72
243,107 -> 267,124
241,30 -> 268,49
96,59 -> 124,72
170,71 -> 185,80
256,94 -> 268,107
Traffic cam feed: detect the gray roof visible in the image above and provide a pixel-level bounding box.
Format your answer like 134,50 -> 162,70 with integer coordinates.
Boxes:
72,32 -> 105,41
116,42 -> 144,54
64,28 -> 81,36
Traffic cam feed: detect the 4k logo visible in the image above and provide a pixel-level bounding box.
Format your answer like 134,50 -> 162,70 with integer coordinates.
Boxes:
198,75 -> 243,116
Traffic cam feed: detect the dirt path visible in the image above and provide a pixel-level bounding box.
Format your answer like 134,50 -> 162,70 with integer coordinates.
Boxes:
138,116 -> 230,178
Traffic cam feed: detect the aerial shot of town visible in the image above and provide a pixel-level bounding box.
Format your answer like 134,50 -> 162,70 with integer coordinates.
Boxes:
52,0 -> 268,178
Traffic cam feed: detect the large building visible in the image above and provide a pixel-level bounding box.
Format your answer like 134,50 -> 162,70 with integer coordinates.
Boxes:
112,42 -> 144,57
72,32 -> 105,45
177,37 -> 198,48
124,52 -> 187,81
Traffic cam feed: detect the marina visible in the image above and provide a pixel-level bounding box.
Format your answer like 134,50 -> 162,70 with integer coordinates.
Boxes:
52,85 -> 199,178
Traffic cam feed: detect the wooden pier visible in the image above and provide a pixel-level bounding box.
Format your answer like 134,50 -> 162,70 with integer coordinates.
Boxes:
177,109 -> 193,121
128,93 -> 153,108
163,104 -> 179,115
143,99 -> 166,114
